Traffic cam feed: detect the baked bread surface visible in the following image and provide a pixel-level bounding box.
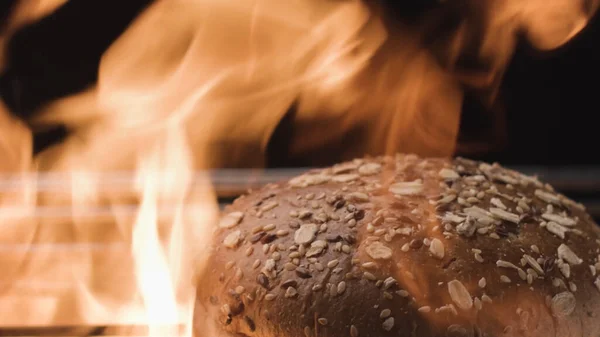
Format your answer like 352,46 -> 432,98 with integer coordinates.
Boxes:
195,155 -> 600,337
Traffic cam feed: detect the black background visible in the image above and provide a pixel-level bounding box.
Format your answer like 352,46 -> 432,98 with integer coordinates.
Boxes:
0,0 -> 598,166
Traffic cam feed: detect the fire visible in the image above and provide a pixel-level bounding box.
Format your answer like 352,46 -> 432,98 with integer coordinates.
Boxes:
0,0 -> 598,336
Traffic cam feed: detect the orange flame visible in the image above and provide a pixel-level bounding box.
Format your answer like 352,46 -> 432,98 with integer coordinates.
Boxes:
0,0 -> 598,336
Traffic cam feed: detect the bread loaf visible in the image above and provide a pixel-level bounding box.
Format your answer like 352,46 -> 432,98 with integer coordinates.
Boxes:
194,154 -> 600,337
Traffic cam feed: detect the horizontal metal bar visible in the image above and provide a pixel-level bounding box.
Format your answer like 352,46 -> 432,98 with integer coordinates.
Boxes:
0,166 -> 596,191
0,324 -> 185,337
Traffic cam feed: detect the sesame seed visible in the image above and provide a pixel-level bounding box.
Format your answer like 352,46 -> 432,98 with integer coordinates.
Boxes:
531,245 -> 540,254
318,318 -> 328,326
253,260 -> 261,269
225,261 -> 235,270
233,268 -> 243,281
364,272 -> 377,281
328,259 -> 340,268
552,278 -> 562,287
383,277 -> 397,290
314,263 -> 325,271
500,275 -> 511,283
478,278 -> 486,288
489,233 -> 501,239
382,317 -> 395,331
569,282 -> 577,292
337,281 -> 347,294
265,293 -> 276,301
261,201 -> 279,212
481,294 -> 493,303
362,262 -> 377,270
285,287 -> 298,298
418,306 -> 431,313
380,309 -> 391,318
397,290 -> 410,297
401,243 -> 410,252
475,253 -> 484,263
474,297 -> 482,310
276,229 -> 290,237
235,286 -> 245,294
374,229 -> 386,236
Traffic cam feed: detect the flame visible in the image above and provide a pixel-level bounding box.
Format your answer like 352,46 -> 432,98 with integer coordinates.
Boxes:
0,0 -> 598,336
0,0 -> 68,72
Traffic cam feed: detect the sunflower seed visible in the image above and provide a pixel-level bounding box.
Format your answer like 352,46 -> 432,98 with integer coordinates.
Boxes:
557,244 -> 583,265
429,238 -> 445,259
223,231 -> 242,249
389,181 -> 423,196
439,168 -> 460,180
546,222 -> 568,239
535,189 -> 561,204
366,242 -> 393,260
418,306 -> 431,313
447,280 -> 473,310
294,224 -> 318,245
219,212 -> 244,229
542,213 -> 576,227
489,208 -> 520,224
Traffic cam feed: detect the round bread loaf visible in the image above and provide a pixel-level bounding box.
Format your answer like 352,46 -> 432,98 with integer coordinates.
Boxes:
194,154 -> 600,337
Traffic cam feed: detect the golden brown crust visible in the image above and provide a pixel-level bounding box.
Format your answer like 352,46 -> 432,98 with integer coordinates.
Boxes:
194,154 -> 600,337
